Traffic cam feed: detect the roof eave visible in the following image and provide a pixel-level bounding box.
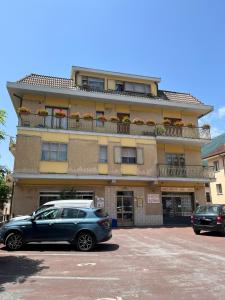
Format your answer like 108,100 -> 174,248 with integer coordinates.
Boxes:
71,66 -> 161,83
7,82 -> 213,116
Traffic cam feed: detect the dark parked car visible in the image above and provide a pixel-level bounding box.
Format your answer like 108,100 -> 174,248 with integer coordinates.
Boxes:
0,207 -> 112,251
191,204 -> 225,235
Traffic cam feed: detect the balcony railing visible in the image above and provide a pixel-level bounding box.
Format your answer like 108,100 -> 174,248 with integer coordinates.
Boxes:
158,164 -> 215,179
18,114 -> 211,140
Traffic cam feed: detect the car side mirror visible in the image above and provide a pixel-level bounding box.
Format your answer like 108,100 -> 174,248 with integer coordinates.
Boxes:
30,216 -> 35,222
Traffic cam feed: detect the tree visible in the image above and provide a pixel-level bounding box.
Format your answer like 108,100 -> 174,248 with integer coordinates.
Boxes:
0,167 -> 11,204
0,109 -> 6,140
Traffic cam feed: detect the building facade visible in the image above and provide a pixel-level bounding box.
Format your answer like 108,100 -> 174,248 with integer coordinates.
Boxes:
7,66 -> 215,226
203,144 -> 225,204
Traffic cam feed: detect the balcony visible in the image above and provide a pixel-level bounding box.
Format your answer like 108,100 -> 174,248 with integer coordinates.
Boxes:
18,114 -> 211,141
158,164 -> 215,180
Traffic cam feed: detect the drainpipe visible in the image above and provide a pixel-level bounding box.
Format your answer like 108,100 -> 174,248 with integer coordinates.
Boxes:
13,93 -> 23,107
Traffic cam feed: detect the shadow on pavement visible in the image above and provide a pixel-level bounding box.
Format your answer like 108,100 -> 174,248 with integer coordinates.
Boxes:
1,242 -> 119,252
0,255 -> 48,293
200,231 -> 225,237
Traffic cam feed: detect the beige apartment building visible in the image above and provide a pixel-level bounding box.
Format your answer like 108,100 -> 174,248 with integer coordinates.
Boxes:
7,66 -> 215,226
203,145 -> 225,204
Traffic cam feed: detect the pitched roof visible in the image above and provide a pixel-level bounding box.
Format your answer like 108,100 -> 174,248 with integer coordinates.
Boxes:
158,90 -> 203,105
17,73 -> 203,105
202,144 -> 225,159
17,74 -> 74,89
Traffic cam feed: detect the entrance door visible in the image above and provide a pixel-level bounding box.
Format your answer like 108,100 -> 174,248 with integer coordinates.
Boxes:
162,193 -> 194,225
117,113 -> 130,134
117,191 -> 134,226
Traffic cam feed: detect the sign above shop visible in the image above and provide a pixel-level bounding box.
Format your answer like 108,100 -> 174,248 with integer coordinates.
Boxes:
147,194 -> 160,204
161,187 -> 195,192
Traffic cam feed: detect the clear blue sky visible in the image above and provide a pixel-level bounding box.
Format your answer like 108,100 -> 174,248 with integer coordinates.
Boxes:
1,0 -> 225,170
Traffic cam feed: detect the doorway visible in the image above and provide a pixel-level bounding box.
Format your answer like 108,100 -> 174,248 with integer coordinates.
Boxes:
162,192 -> 194,225
117,113 -> 130,134
116,191 -> 134,226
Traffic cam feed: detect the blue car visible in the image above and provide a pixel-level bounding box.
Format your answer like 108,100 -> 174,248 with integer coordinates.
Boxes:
0,207 -> 112,251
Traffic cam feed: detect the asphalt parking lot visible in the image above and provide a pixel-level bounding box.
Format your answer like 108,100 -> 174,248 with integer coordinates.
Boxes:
1,227 -> 225,300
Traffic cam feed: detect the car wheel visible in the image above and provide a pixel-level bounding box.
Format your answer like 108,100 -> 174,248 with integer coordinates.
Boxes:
5,232 -> 24,251
76,231 -> 95,251
193,229 -> 201,235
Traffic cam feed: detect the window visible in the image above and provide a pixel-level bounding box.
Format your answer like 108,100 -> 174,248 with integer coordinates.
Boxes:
45,107 -> 68,129
166,153 -> 185,166
41,142 -> 67,161
35,208 -> 59,220
39,191 -> 61,206
122,147 -> 137,164
214,161 -> 219,171
205,183 -> 210,187
206,192 -> 211,202
115,81 -> 124,92
124,82 -> 150,94
96,111 -> 105,127
82,76 -> 104,91
99,145 -> 108,163
61,208 -> 86,219
216,184 -> 223,195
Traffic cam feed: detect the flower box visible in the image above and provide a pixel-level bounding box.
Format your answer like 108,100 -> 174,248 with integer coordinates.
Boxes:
37,109 -> 48,116
174,121 -> 184,127
70,112 -> 80,120
163,119 -> 171,126
83,113 -> 94,121
122,116 -> 131,124
202,124 -> 210,129
18,107 -> 31,115
55,110 -> 66,118
109,116 -> 119,123
146,120 -> 156,126
132,118 -> 144,125
186,122 -> 195,128
97,115 -> 107,122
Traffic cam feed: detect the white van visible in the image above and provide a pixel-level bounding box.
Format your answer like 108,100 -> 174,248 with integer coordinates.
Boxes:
35,199 -> 95,214
11,199 -> 95,221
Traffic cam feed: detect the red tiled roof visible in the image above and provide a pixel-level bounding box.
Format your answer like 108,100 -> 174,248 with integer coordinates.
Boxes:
17,74 -> 203,105
203,144 -> 225,159
17,74 -> 74,89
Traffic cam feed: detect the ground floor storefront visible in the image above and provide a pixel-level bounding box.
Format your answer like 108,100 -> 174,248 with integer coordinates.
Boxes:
12,179 -> 207,226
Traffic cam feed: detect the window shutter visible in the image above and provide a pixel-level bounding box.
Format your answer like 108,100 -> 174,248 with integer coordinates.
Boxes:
137,148 -> 144,164
114,147 -> 121,164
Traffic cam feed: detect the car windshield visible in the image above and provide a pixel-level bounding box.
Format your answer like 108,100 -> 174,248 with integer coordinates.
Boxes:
195,205 -> 220,215
33,205 -> 54,216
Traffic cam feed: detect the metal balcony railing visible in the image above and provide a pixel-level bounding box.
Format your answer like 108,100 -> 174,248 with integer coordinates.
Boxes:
158,164 -> 215,179
18,114 -> 211,140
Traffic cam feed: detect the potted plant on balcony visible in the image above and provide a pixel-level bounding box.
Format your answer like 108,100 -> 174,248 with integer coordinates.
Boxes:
37,109 -> 48,116
69,112 -> 80,120
97,115 -> 107,122
146,120 -> 156,126
122,116 -> 131,124
55,109 -> 66,118
202,124 -> 210,129
18,107 -> 31,115
174,121 -> 184,127
163,119 -> 171,126
155,125 -> 166,135
186,122 -> 195,128
109,116 -> 119,123
132,118 -> 144,125
83,113 -> 94,121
